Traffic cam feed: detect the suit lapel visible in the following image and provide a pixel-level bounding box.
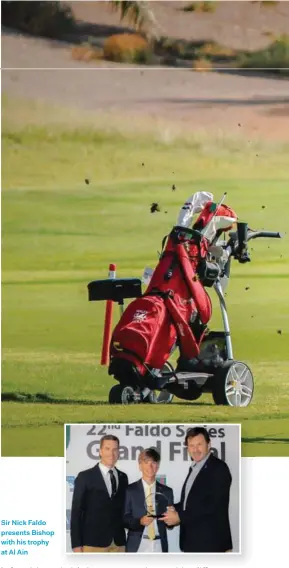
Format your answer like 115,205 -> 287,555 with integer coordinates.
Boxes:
95,463 -> 110,498
186,453 -> 213,498
194,453 -> 213,482
135,479 -> 146,515
181,465 -> 193,506
156,482 -> 165,536
156,481 -> 170,508
115,467 -> 122,495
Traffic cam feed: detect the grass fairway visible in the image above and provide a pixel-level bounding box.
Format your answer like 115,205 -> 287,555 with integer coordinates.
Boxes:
2,97 -> 289,457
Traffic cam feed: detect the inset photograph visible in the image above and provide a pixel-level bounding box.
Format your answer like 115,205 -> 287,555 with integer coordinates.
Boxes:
65,423 -> 240,553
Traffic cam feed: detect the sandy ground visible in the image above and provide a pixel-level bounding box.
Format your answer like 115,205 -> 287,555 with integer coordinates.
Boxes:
2,65 -> 289,142
2,1 -> 289,142
68,1 -> 289,50
3,1 -> 289,67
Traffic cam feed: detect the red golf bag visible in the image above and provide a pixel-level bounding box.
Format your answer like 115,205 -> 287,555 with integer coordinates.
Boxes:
109,201 -> 237,381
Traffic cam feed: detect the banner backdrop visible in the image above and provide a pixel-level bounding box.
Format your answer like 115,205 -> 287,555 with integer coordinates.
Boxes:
65,423 -> 240,554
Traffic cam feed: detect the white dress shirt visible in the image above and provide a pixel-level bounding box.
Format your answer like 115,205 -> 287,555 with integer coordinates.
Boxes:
98,462 -> 118,497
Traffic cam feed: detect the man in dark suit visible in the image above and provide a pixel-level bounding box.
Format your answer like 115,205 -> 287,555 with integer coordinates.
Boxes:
161,427 -> 232,553
70,434 -> 128,553
124,448 -> 174,553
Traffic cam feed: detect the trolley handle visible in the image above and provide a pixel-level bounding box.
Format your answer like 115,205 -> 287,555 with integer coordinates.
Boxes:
225,229 -> 282,263
247,230 -> 282,241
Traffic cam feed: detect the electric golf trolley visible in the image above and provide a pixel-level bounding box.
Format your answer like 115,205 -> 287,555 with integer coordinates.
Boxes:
88,193 -> 282,408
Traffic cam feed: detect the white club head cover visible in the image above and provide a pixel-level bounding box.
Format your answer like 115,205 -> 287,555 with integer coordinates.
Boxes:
176,191 -> 214,228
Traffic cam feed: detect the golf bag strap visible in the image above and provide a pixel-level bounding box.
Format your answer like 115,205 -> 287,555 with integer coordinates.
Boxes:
163,295 -> 199,359
176,243 -> 212,324
164,252 -> 179,281
161,234 -> 169,252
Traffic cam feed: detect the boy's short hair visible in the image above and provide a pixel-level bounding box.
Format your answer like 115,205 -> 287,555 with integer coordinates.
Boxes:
138,447 -> 161,463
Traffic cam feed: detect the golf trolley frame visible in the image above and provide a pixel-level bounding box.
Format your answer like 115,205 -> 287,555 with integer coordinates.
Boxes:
88,224 -> 282,407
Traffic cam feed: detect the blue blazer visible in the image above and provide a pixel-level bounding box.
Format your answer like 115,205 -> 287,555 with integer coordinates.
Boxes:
124,479 -> 174,552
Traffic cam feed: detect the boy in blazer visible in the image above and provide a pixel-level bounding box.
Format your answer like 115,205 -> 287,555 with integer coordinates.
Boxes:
161,427 -> 232,553
70,434 -> 128,552
124,448 -> 174,553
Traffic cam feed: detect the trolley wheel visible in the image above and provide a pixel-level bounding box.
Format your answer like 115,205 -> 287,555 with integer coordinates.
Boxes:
109,384 -> 140,405
212,361 -> 254,407
146,390 -> 174,404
